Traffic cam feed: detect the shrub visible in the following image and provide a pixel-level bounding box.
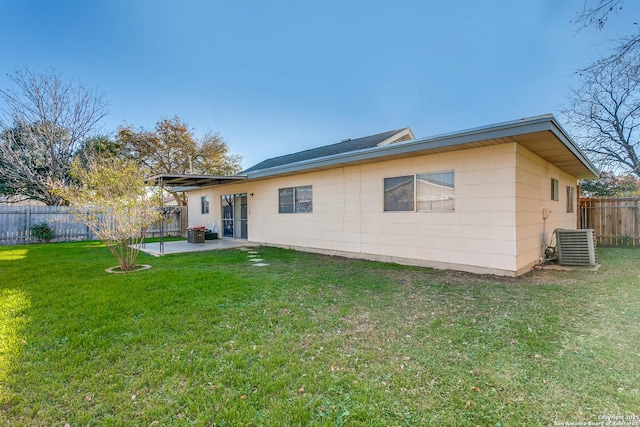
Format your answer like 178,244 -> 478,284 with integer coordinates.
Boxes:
30,222 -> 54,243
56,157 -> 161,272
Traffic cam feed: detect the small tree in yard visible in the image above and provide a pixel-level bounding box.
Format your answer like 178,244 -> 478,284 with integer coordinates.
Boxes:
57,157 -> 161,272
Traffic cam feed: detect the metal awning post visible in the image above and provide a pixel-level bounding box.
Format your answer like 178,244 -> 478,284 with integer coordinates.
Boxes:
159,175 -> 164,255
142,174 -> 249,256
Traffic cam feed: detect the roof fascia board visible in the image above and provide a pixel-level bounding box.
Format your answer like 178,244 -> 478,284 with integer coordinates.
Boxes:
247,115 -> 598,179
146,174 -> 248,188
170,186 -> 201,192
547,117 -> 600,177
147,173 -> 247,181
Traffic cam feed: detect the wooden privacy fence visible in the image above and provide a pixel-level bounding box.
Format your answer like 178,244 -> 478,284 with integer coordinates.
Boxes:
580,197 -> 640,247
0,205 -> 187,246
147,206 -> 188,239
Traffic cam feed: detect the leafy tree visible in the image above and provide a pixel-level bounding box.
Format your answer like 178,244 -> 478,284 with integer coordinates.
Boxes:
117,116 -> 241,205
0,68 -> 108,205
74,135 -> 123,168
580,171 -> 640,196
56,157 -> 161,272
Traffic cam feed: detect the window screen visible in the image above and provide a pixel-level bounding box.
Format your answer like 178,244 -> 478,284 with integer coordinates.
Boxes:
278,188 -> 294,213
384,175 -> 415,211
551,178 -> 559,201
201,195 -> 210,214
295,186 -> 313,213
567,186 -> 575,213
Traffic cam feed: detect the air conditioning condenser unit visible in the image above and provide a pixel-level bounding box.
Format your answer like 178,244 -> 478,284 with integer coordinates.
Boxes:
556,229 -> 597,266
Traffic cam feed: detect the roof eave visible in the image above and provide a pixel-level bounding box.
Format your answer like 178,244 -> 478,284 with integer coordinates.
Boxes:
246,115 -> 599,180
546,117 -> 600,178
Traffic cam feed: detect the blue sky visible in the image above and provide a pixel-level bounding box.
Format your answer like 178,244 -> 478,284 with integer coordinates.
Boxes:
0,1 -> 636,168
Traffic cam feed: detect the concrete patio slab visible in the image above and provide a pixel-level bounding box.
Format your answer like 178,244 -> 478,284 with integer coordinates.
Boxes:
541,263 -> 601,272
140,239 -> 258,256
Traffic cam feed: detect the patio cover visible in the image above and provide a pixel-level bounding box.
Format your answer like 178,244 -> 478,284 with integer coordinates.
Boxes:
145,174 -> 247,255
146,174 -> 247,190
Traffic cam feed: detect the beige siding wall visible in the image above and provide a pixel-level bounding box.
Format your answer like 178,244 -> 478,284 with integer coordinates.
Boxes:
514,145 -> 579,273
188,143 -> 529,275
187,190 -> 220,229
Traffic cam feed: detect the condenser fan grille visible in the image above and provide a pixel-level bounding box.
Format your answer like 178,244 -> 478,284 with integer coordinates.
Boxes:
556,229 -> 597,266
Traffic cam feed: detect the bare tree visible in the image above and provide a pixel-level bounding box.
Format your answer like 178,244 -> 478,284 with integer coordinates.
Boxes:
565,1 -> 640,181
574,0 -> 626,30
563,56 -> 640,176
573,0 -> 640,70
0,68 -> 108,205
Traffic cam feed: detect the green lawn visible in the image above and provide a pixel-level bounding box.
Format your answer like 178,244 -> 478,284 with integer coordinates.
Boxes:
1,242 -> 639,426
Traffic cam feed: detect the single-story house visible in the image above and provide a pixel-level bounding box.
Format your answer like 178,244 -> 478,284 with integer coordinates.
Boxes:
157,114 -> 599,276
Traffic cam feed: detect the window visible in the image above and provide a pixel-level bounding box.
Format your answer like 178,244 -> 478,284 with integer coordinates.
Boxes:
567,186 -> 575,213
201,195 -> 210,214
551,178 -> 559,201
279,186 -> 312,213
278,188 -> 294,213
295,186 -> 313,213
384,171 -> 454,212
384,175 -> 414,211
417,171 -> 454,211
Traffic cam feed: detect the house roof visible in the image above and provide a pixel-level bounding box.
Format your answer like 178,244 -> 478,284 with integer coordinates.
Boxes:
242,128 -> 415,173
243,114 -> 599,180
161,115 -> 598,192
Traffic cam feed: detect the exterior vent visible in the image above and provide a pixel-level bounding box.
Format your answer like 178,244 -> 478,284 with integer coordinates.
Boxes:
556,229 -> 597,266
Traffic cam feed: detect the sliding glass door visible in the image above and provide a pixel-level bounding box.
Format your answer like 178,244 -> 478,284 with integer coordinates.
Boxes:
221,193 -> 247,239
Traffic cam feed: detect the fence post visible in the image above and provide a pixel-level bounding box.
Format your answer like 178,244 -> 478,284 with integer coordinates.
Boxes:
25,207 -> 31,245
